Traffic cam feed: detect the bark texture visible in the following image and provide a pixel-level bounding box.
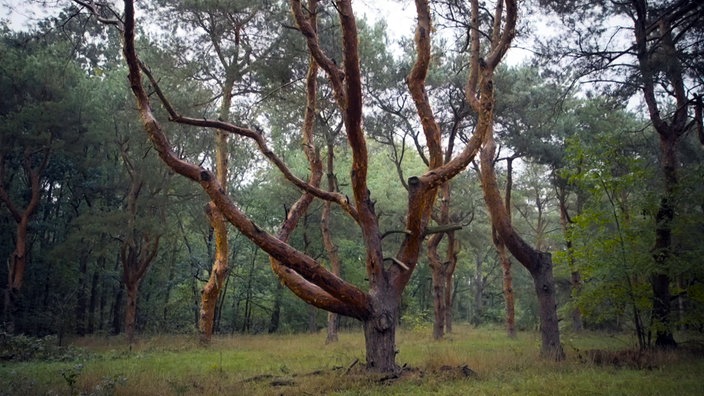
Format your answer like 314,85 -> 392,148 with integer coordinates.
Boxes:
480,134 -> 564,360
632,0 -> 694,348
0,147 -> 50,331
108,0 -> 511,373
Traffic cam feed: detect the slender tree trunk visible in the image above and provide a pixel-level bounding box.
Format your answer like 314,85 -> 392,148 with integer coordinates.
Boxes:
429,259 -> 446,339
497,239 -> 516,338
1,148 -> 48,333
443,232 -> 458,333
111,284 -> 123,335
88,268 -> 99,334
557,186 -> 583,332
322,134 -> 342,343
4,218 -> 30,333
493,157 -> 516,338
570,270 -> 583,331
199,58 -> 236,343
472,254 -> 484,326
308,304 -> 318,333
75,252 -> 89,336
268,280 -> 283,334
163,249 -> 177,324
124,281 -> 139,344
443,267 -> 454,334
326,311 -> 341,343
427,182 -> 462,339
200,201 -> 229,340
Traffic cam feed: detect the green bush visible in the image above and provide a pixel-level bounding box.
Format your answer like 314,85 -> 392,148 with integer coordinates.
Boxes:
0,332 -> 87,362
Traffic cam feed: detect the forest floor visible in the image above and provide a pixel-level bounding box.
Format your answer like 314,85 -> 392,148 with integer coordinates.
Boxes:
1,324 -> 704,395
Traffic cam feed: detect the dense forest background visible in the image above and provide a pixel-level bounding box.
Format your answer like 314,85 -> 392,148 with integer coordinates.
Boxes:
1,0 -> 703,355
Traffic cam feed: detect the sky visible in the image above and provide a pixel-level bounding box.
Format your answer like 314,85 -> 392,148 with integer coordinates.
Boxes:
1,0 -> 531,65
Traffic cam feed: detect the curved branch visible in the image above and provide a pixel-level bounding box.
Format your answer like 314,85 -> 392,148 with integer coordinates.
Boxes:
139,61 -> 359,222
120,0 -> 367,312
270,262 -> 368,319
486,0 -> 517,69
290,0 -> 346,106
407,0 -> 443,170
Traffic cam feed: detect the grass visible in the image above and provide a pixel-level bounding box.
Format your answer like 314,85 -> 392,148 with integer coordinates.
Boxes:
1,325 -> 703,395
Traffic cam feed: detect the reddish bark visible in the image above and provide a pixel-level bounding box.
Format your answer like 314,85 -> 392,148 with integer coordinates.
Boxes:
427,183 -> 461,339
493,157 -> 516,338
495,230 -> 516,338
0,146 -> 50,331
107,0 -> 517,372
198,9 -> 255,341
460,0 -> 562,358
480,134 -> 564,360
118,143 -> 162,344
322,132 -> 343,344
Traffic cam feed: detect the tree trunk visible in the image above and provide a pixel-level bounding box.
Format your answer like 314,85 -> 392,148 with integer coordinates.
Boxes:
308,305 -> 318,333
529,252 -> 563,359
443,269 -> 454,334
632,1 -> 685,350
111,284 -> 123,335
494,157 -> 516,338
326,311 -> 340,343
322,134 -> 342,343
88,268 -> 99,334
363,292 -> 399,372
124,281 -> 139,344
429,262 -> 446,339
0,146 -> 48,333
570,270 -> 583,332
163,249 -> 177,324
481,132 -> 564,360
199,142 -> 230,341
472,254 -> 484,326
497,241 -> 516,338
268,280 -> 283,334
200,201 -> 229,341
199,41 -> 237,342
4,218 -> 30,332
651,135 -> 677,348
75,252 -> 89,336
443,231 -> 458,333
557,185 -> 583,332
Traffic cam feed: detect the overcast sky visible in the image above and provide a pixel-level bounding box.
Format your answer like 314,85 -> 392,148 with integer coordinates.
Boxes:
1,0 -> 530,65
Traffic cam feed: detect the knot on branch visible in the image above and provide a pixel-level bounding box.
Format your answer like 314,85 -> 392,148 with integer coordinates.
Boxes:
200,170 -> 211,182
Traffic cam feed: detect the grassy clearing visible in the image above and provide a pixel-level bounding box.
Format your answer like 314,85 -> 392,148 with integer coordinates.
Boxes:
1,325 -> 703,395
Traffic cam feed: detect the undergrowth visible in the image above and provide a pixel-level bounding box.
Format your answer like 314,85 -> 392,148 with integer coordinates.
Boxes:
1,325 -> 703,395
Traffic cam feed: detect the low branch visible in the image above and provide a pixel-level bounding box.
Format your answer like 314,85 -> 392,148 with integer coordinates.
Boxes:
424,224 -> 463,236
384,257 -> 409,271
